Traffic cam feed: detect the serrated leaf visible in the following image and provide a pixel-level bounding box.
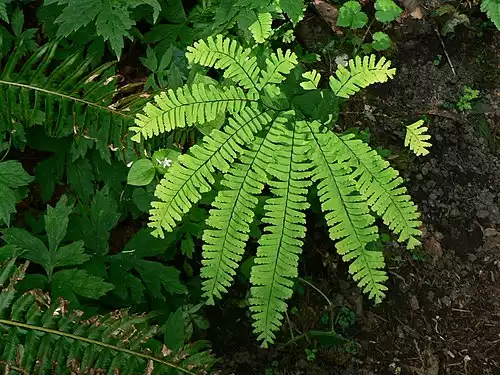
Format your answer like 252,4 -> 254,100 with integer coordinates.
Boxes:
280,0 -> 304,23
51,269 -> 114,301
45,195 -> 73,253
372,31 -> 391,51
127,159 -> 156,186
1,228 -> 49,271
165,308 -> 185,352
132,187 -> 154,213
374,0 -> 402,22
337,1 -> 368,29
134,260 -> 186,298
481,0 -> 500,29
55,241 -> 90,267
96,1 -> 134,59
67,158 -> 94,200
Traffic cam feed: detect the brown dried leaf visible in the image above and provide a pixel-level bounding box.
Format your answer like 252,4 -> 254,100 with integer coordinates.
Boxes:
313,0 -> 340,32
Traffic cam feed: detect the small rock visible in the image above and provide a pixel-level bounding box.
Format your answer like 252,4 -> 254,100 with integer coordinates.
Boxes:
424,236 -> 443,261
477,210 -> 490,219
410,295 -> 420,310
485,228 -> 498,237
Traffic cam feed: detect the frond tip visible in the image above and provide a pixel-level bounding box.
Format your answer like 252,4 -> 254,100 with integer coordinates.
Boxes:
329,55 -> 396,98
405,119 -> 431,156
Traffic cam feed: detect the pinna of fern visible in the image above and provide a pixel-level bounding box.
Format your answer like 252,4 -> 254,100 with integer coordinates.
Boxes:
131,34 -> 422,347
0,258 -> 215,375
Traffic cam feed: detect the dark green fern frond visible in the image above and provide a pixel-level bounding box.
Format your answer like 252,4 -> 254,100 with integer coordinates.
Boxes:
0,259 -> 215,375
335,133 -> 422,248
0,42 -> 143,162
307,121 -> 387,303
249,120 -> 312,347
150,107 -> 274,238
200,114 -> 291,304
131,84 -> 258,142
329,55 -> 396,98
186,35 -> 261,91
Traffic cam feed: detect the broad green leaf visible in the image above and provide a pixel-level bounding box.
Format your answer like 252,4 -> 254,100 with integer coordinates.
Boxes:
67,158 -> 94,200
45,195 -> 73,253
372,31 -> 391,51
11,8 -> 23,37
132,188 -> 154,213
119,228 -> 175,259
279,0 -> 304,23
337,1 -> 368,29
134,260 -> 186,298
35,154 -> 65,201
127,159 -> 156,186
0,160 -> 33,188
165,308 -> 185,351
55,241 -> 90,267
481,0 -> 500,29
0,184 -> 18,226
374,0 -> 402,22
1,228 -> 50,273
51,269 -> 113,301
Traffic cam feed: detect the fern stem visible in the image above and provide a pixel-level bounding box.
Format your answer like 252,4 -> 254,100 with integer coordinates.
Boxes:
0,80 -> 134,119
0,319 -> 197,375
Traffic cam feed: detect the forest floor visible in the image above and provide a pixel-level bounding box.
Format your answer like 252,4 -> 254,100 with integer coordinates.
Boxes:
209,6 -> 500,375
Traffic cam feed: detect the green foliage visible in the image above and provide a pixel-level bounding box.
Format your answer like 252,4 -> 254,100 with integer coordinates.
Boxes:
371,32 -> 391,51
481,0 -> 500,29
0,161 -> 33,226
44,0 -> 161,58
134,36 -> 422,346
457,85 -> 480,111
374,0 -> 402,23
0,0 -> 7,23
0,259 -> 215,374
128,159 -> 157,186
337,1 -> 368,29
405,120 -> 431,156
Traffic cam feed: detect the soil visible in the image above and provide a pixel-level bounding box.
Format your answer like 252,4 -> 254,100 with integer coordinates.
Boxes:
209,7 -> 500,375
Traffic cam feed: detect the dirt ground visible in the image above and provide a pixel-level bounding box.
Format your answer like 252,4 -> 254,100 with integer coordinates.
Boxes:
208,7 -> 500,375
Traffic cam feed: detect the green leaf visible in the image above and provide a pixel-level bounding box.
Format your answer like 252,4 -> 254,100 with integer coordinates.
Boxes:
44,195 -> 73,253
280,0 -> 304,24
132,187 -> 154,213
134,260 -> 186,297
153,148 -> 181,175
337,1 -> 368,29
165,308 -> 185,352
67,158 -> 94,200
11,8 -> 23,37
371,31 -> 391,51
120,228 -> 175,259
0,0 -> 8,23
127,159 -> 156,186
481,0 -> 500,29
96,1 -> 134,58
2,228 -> 50,273
0,160 -> 33,225
249,11 -> 273,43
374,0 -> 402,22
55,241 -> 90,268
51,269 -> 114,301
300,70 -> 321,90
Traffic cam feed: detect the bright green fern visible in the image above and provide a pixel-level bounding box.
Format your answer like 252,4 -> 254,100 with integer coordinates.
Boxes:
0,258 -> 215,375
405,120 -> 431,156
132,35 -> 422,347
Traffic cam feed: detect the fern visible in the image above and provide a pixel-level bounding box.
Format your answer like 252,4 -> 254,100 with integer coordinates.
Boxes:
329,55 -> 396,98
249,11 -> 273,43
0,0 -> 7,23
405,120 -> 431,156
0,42 -> 148,163
481,0 -> 500,29
0,258 -> 215,375
133,36 -> 422,346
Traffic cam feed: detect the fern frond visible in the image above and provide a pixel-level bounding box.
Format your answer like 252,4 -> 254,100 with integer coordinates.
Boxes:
0,260 -> 215,375
405,120 -> 431,156
481,0 -> 500,29
186,35 -> 261,90
149,108 -> 273,238
249,120 -> 312,347
131,84 -> 257,142
307,121 -> 387,303
0,42 -> 143,162
258,49 -> 298,90
335,133 -> 422,249
329,55 -> 396,98
249,11 -> 273,43
200,114 -> 291,304
300,70 -> 321,90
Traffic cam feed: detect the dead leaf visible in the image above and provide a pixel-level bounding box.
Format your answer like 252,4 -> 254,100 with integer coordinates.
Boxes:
424,236 -> 443,262
313,0 -> 341,33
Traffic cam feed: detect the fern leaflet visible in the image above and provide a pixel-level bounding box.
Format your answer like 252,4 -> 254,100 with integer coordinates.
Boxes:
186,35 -> 261,90
307,121 -> 387,302
258,49 -> 299,90
329,55 -> 396,98
405,119 -> 431,156
249,11 -> 273,43
249,120 -> 312,347
481,0 -> 500,29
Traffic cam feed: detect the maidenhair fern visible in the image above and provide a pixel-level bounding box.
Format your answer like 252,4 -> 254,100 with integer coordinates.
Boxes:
0,258 -> 215,375
132,35 -> 422,347
405,120 -> 431,156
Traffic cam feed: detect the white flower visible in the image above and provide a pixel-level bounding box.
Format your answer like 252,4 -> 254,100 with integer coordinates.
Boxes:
126,161 -> 133,168
156,158 -> 173,168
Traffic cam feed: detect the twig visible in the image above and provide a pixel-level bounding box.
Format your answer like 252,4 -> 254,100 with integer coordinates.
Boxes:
285,310 -> 295,340
354,19 -> 375,56
299,277 -> 335,331
0,132 -> 11,163
434,27 -> 456,76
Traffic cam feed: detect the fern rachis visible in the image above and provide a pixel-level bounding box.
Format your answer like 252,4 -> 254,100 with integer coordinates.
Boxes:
132,35 -> 422,346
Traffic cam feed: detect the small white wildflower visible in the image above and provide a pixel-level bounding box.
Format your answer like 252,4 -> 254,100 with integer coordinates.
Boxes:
335,54 -> 349,67
156,158 -> 173,168
127,161 -> 133,168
